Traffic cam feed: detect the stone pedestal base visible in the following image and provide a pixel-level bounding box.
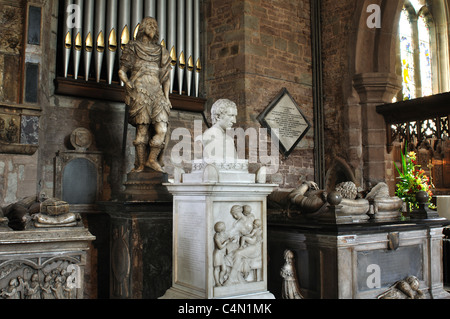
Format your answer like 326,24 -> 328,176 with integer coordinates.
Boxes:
101,201 -> 172,299
124,170 -> 172,202
0,226 -> 95,299
162,287 -> 274,299
161,182 -> 276,299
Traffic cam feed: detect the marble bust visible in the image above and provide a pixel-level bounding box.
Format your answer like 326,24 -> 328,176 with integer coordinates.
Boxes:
196,99 -> 238,164
182,98 -> 255,183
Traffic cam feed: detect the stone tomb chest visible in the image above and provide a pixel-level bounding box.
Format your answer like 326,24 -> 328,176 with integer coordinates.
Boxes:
268,218 -> 450,299
0,226 -> 95,299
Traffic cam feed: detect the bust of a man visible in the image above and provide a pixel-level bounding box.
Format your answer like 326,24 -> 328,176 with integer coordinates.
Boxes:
197,99 -> 238,164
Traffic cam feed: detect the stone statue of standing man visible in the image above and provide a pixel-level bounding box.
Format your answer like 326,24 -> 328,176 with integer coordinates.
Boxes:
119,17 -> 172,173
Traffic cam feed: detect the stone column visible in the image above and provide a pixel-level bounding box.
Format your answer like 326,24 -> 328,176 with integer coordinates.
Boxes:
353,72 -> 402,192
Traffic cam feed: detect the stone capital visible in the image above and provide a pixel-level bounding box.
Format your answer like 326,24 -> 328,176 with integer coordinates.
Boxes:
353,73 -> 402,105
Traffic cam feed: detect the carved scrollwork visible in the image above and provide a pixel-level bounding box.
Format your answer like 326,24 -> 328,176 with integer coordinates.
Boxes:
192,161 -> 249,172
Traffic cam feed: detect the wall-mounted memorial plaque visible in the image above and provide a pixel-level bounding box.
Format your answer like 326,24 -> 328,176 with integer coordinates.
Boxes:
258,88 -> 311,158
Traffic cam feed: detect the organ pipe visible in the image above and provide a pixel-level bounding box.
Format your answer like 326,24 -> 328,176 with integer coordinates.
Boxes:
60,0 -> 202,97
94,0 -> 106,82
144,0 -> 156,18
131,0 -> 143,40
194,0 -> 201,97
157,0 -> 167,47
167,0 -> 177,93
83,0 -> 94,81
72,0 -> 83,80
62,0 -> 74,78
118,0 -> 130,85
177,0 -> 185,95
186,0 -> 193,96
106,0 -> 118,84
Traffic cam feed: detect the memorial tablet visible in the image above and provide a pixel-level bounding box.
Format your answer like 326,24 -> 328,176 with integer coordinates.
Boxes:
258,88 -> 311,158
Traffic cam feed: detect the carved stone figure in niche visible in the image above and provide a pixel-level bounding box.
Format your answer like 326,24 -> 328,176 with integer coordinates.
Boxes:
41,275 -> 53,299
377,275 -> 425,299
0,116 -> 19,144
119,16 -> 172,173
24,273 -> 40,299
197,99 -> 238,164
6,118 -> 18,143
280,250 -> 303,299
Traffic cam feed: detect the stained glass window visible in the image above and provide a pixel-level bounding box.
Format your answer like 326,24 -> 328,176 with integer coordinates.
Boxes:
399,8 -> 416,100
418,13 -> 432,96
397,2 -> 434,101
409,0 -> 423,13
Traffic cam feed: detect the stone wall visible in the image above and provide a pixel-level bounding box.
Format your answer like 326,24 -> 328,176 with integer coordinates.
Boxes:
321,0 -> 361,186
0,1 -> 38,205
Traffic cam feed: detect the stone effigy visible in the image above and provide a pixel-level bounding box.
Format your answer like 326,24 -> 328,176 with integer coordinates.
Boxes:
161,99 -> 277,299
268,180 -> 403,223
377,275 -> 425,299
365,182 -> 403,221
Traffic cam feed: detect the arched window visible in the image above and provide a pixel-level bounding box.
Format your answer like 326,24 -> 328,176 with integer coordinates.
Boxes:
397,0 -> 435,101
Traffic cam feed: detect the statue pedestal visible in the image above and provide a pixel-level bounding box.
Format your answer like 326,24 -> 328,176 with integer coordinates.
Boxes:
101,201 -> 173,299
160,182 -> 276,299
123,170 -> 172,202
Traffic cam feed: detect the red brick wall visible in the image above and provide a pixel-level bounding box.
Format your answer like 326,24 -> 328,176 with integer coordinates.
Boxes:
204,0 -> 315,188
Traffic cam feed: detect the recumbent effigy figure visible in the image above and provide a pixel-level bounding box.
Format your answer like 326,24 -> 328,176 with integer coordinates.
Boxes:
119,16 -> 172,173
377,275 -> 425,299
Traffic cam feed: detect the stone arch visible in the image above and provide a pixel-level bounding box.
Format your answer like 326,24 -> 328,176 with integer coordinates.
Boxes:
349,0 -> 449,191
324,157 -> 358,193
353,0 -> 404,75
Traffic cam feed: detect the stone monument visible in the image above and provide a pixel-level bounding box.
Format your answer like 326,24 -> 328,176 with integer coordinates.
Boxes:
267,181 -> 450,299
161,99 -> 277,299
118,16 -> 172,202
101,16 -> 174,299
0,195 -> 95,299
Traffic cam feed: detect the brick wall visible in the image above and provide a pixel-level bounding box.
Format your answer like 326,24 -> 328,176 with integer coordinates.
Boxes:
205,0 -> 315,188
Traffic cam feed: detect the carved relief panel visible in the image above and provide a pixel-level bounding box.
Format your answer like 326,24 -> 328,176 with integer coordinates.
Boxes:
212,202 -> 264,290
0,113 -> 20,144
0,255 -> 84,299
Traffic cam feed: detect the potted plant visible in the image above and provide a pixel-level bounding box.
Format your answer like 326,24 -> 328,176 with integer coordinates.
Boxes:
394,143 -> 435,214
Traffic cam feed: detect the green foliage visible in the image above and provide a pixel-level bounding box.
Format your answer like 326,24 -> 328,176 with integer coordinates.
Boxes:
394,143 -> 434,210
